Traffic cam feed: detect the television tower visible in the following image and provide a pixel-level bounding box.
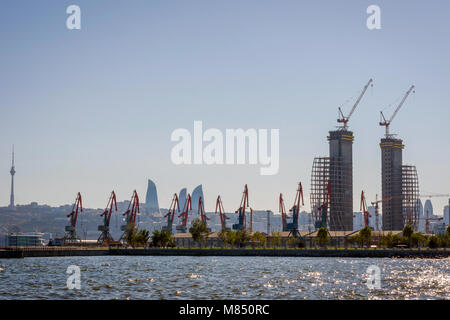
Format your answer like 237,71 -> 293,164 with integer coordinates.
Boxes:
9,145 -> 15,209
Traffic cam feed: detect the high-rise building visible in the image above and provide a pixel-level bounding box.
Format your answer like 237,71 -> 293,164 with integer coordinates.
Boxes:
328,130 -> 353,231
145,179 -> 160,216
380,138 -> 404,230
423,199 -> 434,218
191,185 -> 204,213
178,188 -> 187,212
9,146 -> 15,209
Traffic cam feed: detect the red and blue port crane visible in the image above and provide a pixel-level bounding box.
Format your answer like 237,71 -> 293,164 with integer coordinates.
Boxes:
98,191 -> 117,244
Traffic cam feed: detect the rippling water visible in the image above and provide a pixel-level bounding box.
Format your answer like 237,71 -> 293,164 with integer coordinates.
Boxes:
0,256 -> 448,299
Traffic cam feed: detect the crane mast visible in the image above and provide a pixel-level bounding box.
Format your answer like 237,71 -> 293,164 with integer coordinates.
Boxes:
380,85 -> 415,137
337,78 -> 373,130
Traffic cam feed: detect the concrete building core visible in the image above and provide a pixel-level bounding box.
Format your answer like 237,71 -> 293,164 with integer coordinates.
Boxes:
380,138 -> 404,230
328,130 -> 354,231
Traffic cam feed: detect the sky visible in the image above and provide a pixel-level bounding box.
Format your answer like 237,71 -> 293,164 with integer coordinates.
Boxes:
0,0 -> 450,214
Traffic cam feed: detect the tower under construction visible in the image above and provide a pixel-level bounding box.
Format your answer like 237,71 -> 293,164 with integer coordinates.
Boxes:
379,85 -> 419,230
328,130 -> 354,230
380,138 -> 404,230
310,79 -> 373,231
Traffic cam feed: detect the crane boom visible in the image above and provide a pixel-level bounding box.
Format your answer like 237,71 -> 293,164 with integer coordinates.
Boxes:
338,78 -> 373,130
380,85 -> 415,137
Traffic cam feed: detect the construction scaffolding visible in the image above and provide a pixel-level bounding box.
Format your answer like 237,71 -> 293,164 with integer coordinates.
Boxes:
402,165 -> 420,230
310,157 -> 330,228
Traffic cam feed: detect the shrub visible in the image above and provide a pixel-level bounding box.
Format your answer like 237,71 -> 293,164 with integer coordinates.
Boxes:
314,227 -> 330,247
428,235 -> 439,248
251,232 -> 267,247
151,229 -> 175,248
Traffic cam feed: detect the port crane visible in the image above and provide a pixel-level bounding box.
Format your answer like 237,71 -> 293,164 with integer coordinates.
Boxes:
371,194 -> 392,231
198,196 -> 209,225
379,85 -> 415,138
215,195 -> 230,231
279,194 -> 287,231
98,191 -> 117,244
337,78 -> 373,130
289,182 -> 305,237
232,184 -> 250,231
280,182 -> 305,237
64,192 -> 83,242
360,191 -> 371,228
120,190 -> 140,241
163,193 -> 180,233
177,193 -> 192,233
315,181 -> 331,229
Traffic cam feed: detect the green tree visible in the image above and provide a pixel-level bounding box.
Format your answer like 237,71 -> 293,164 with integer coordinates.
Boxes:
134,229 -> 150,247
403,224 -> 414,247
428,235 -> 439,248
410,232 -> 427,248
235,229 -> 251,248
124,223 -> 138,247
225,230 -> 237,247
151,229 -> 175,248
189,218 -> 210,247
271,232 -> 282,248
447,225 -> 450,237
315,227 -> 330,247
359,226 -> 372,247
250,231 -> 267,248
218,229 -> 236,248
123,223 -> 150,247
379,232 -> 394,248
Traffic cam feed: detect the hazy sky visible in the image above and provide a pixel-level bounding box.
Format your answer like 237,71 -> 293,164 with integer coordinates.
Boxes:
1,0 -> 450,214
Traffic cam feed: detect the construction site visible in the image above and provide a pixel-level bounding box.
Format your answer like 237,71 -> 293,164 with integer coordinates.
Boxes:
38,79 -> 448,248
